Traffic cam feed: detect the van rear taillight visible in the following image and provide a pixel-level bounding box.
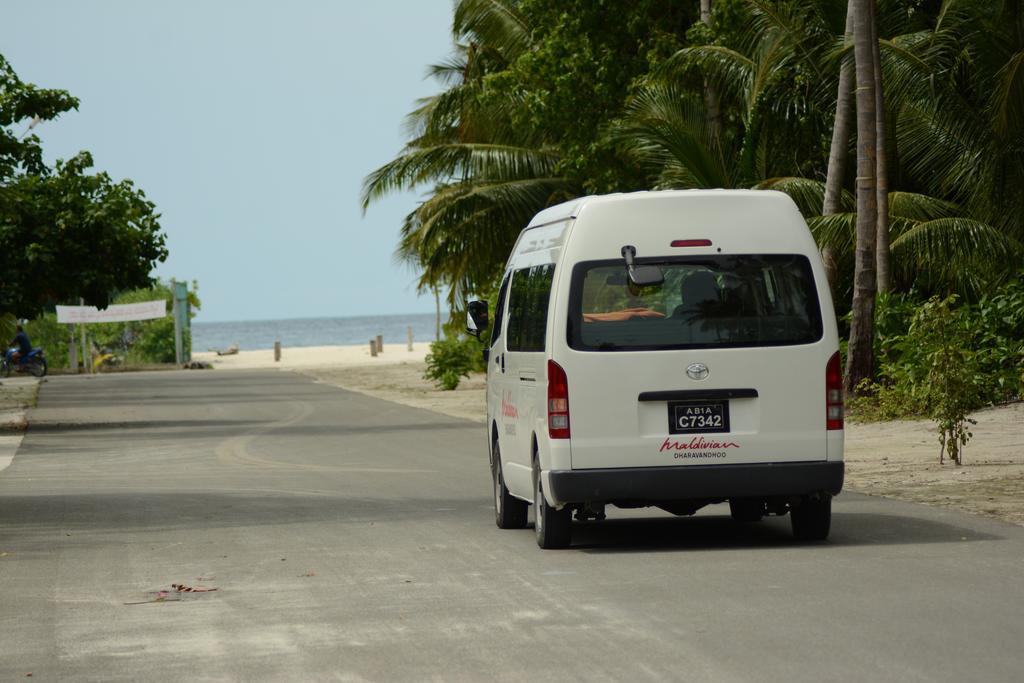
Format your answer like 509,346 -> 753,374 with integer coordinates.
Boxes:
826,351 -> 843,430
671,239 -> 712,247
547,360 -> 570,439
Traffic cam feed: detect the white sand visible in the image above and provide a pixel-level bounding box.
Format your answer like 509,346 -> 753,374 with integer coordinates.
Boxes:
192,342 -> 431,370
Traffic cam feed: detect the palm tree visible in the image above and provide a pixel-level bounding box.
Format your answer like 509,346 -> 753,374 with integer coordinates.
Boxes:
883,0 -> 1024,245
361,0 -> 577,304
844,0 -> 878,395
619,0 -> 849,190
821,1 -> 854,288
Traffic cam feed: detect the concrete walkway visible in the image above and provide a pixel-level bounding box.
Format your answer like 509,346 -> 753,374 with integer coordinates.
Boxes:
0,376 -> 39,473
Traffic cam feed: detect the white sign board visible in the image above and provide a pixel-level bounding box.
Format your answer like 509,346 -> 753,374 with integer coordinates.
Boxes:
56,300 -> 167,324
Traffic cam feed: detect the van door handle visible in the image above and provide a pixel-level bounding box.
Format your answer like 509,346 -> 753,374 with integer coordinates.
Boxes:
500,353 -> 505,373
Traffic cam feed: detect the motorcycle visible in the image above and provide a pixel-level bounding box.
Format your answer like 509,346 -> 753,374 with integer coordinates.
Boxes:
1,347 -> 48,378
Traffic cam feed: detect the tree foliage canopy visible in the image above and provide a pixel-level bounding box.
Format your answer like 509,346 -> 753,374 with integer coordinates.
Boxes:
0,55 -> 167,318
365,0 -> 1022,311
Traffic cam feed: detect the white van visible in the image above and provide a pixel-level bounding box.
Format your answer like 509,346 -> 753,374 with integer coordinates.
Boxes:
466,190 -> 844,549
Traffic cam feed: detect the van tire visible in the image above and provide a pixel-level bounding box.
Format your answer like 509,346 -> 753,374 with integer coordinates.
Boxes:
729,498 -> 764,523
493,443 -> 527,529
791,495 -> 831,541
534,463 -> 572,549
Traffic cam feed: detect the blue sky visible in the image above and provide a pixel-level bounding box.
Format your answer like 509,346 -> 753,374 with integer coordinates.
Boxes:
1,1 -> 454,322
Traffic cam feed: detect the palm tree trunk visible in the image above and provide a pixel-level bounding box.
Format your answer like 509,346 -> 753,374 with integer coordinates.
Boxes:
700,0 -> 722,141
434,287 -> 441,341
844,0 -> 879,396
821,1 -> 856,288
871,0 -> 892,293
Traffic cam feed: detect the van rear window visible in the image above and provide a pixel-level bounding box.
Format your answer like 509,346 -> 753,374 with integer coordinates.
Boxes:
568,255 -> 823,351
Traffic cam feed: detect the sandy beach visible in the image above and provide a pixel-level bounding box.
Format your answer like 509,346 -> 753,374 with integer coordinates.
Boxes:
192,342 -> 431,370
190,343 -> 1024,526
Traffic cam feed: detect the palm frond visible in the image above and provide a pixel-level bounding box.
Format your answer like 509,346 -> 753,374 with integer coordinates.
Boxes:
661,46 -> 756,113
807,212 -> 856,254
887,191 -> 961,222
895,99 -> 992,208
754,176 -> 853,216
361,143 -> 562,210
890,217 -> 1023,296
613,84 -> 733,189
747,0 -> 827,80
397,175 -> 576,298
453,0 -> 532,63
991,49 -> 1024,137
425,51 -> 469,86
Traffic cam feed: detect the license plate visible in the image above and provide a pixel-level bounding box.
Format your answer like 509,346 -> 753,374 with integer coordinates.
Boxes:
668,401 -> 729,434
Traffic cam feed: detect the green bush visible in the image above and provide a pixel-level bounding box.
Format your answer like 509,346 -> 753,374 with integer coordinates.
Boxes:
851,285 -> 1024,462
23,312 -> 71,369
904,296 -> 984,464
855,275 -> 1024,423
88,281 -> 200,364
424,336 -> 483,390
971,275 -> 1024,401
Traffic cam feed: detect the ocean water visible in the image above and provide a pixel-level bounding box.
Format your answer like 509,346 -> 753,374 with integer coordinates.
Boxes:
192,313 -> 440,352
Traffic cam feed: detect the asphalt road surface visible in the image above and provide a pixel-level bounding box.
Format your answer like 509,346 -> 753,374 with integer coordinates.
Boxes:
1,370 -> 1022,681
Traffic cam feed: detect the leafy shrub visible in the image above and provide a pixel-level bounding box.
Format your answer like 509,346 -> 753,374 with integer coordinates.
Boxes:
852,288 -> 1024,463
424,336 -> 482,390
24,312 -> 71,369
971,275 -> 1024,401
855,275 -> 1024,425
904,296 -> 984,464
90,281 -> 200,364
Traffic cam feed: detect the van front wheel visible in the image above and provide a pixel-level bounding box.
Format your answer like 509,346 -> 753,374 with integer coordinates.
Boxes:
534,465 -> 572,549
493,443 -> 527,529
790,494 -> 831,541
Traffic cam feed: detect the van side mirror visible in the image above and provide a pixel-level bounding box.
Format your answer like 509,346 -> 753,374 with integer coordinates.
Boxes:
466,300 -> 488,339
621,245 -> 664,287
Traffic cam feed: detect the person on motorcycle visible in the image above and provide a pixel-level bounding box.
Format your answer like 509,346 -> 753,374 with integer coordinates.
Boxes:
9,324 -> 31,363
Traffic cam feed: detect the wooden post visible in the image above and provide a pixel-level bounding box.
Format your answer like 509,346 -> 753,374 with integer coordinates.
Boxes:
407,325 -> 414,352
172,279 -> 184,366
79,297 -> 88,374
68,325 -> 78,373
376,334 -> 383,354
274,341 -> 281,362
369,339 -> 378,357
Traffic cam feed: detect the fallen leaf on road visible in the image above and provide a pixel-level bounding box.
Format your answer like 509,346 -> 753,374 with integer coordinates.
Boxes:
171,583 -> 218,593
300,571 -> 316,577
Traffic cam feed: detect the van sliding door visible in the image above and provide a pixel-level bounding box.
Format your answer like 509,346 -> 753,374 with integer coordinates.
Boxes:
503,264 -> 556,495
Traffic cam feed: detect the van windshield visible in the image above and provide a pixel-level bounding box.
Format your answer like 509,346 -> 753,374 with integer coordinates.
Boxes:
568,255 -> 823,351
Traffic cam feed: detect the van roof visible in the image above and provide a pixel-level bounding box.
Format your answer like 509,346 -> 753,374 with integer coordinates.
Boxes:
524,189 -> 791,229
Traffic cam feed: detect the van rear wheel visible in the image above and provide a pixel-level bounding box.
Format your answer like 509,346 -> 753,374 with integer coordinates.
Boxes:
492,443 -> 527,529
534,464 -> 572,549
791,494 -> 831,541
729,498 -> 764,523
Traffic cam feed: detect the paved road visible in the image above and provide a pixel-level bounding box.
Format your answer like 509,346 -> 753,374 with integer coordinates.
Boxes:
1,370 -> 1022,681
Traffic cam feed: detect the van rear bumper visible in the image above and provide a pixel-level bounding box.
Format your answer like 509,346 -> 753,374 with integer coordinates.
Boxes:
547,461 -> 843,505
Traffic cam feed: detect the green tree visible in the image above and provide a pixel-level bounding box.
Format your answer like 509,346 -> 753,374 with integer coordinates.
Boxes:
845,0 -> 880,395
362,0 -> 578,304
362,1 -> 701,304
0,54 -> 167,319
